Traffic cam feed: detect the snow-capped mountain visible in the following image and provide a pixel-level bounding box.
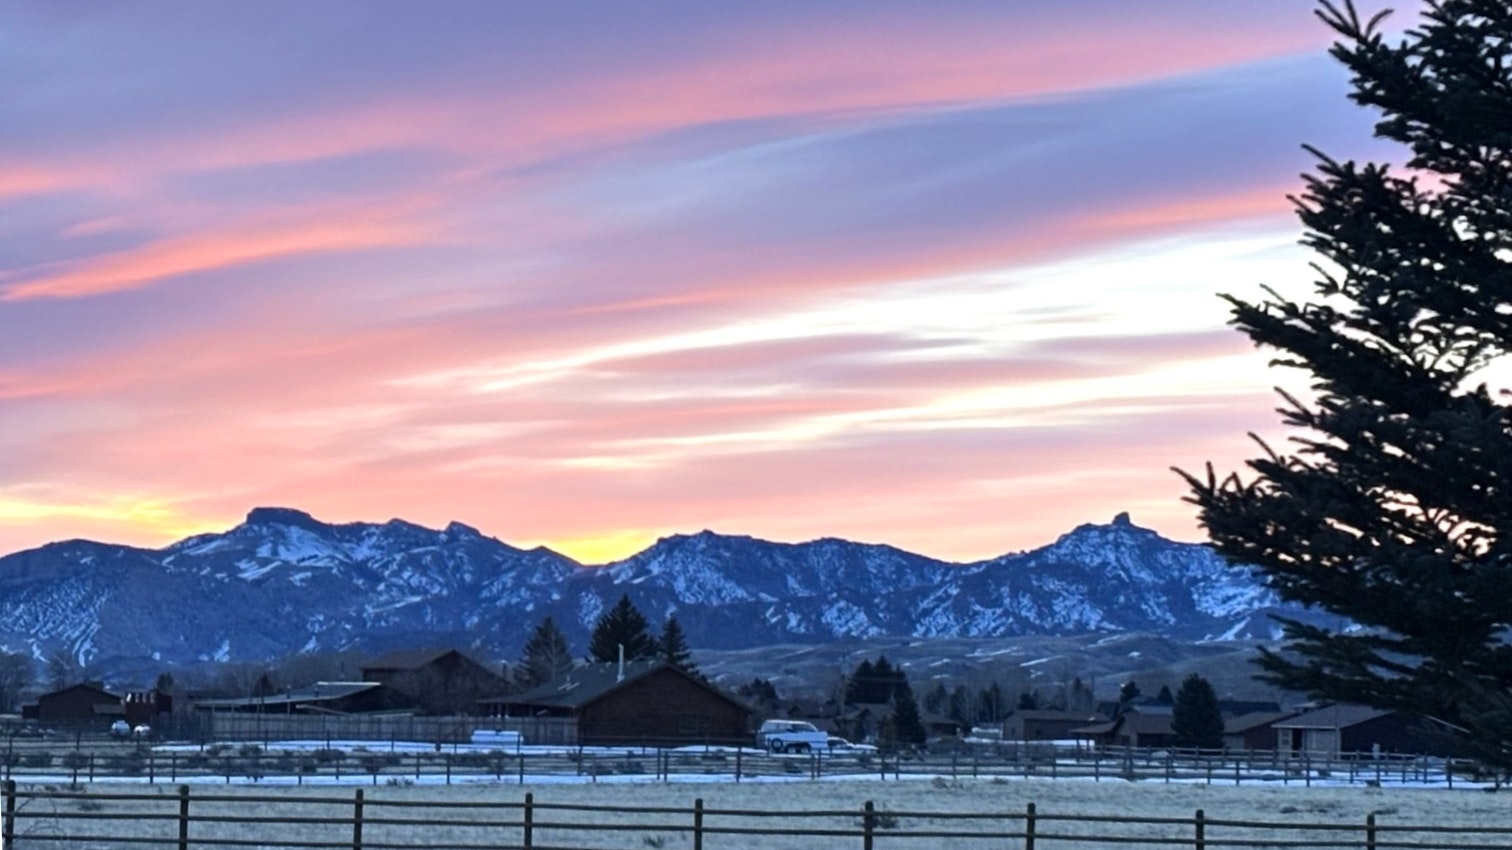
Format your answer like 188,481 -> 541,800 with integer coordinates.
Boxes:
0,507 -> 1306,670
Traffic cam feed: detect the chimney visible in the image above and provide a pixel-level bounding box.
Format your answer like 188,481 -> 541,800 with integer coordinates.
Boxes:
617,644 -> 625,682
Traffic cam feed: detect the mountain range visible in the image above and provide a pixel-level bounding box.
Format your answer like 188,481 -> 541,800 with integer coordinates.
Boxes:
0,507 -> 1316,674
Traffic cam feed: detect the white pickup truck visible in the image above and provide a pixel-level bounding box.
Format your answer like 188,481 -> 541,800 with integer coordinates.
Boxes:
756,719 -> 830,754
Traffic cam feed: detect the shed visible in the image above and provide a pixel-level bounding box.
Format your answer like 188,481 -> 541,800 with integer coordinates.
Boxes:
482,661 -> 752,746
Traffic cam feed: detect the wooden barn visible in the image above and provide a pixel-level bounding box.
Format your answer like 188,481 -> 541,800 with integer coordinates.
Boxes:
482,662 -> 752,746
22,682 -> 124,727
361,648 -> 505,715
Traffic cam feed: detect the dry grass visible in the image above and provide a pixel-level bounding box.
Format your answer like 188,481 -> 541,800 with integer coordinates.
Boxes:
8,776 -> 1512,849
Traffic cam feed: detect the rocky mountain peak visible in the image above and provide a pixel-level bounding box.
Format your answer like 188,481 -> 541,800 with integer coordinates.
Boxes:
0,507 -> 1309,675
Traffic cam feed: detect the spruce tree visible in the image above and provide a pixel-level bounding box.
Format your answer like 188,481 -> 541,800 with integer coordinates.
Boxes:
586,595 -> 658,663
518,616 -> 574,689
844,660 -> 876,704
891,679 -> 928,747
657,614 -> 697,674
1180,0 -> 1512,772
1171,674 -> 1225,751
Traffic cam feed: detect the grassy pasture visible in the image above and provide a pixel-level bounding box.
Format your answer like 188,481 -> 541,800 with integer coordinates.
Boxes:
7,776 -> 1512,849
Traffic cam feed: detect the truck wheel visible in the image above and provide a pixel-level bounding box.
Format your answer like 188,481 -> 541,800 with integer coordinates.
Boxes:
793,743 -> 810,754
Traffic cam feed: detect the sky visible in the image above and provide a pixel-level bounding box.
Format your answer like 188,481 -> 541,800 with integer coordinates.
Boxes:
0,1 -> 1400,565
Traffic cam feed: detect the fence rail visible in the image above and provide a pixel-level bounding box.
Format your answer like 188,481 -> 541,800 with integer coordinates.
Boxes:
0,739 -> 1475,790
5,780 -> 1511,850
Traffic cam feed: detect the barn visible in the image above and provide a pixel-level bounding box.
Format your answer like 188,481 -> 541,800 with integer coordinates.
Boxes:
360,648 -> 505,715
23,682 -> 124,728
482,661 -> 752,746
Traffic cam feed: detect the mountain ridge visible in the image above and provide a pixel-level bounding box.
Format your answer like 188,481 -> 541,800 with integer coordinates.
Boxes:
0,507 -> 1311,673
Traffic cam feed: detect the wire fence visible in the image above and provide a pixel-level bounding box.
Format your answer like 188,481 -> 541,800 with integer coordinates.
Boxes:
0,739 -> 1478,790
5,781 -> 1512,850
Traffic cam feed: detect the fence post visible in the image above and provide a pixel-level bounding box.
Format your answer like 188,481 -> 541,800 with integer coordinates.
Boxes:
1025,802 -> 1036,850
862,800 -> 875,850
178,784 -> 190,850
734,748 -> 742,783
171,752 -> 178,783
693,797 -> 704,850
1194,809 -> 1205,850
3,778 -> 16,849
523,792 -> 534,850
1366,813 -> 1377,850
1448,758 -> 1454,789
352,788 -> 364,850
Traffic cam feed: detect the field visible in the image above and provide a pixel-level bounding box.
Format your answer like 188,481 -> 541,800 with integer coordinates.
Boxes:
9,774 -> 1512,849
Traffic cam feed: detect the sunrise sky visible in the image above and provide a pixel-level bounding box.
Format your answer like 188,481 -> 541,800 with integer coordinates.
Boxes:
0,1 -> 1397,564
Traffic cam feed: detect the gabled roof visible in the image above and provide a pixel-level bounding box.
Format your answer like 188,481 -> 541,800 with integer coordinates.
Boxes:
489,661 -> 749,715
1008,710 -> 1107,723
361,648 -> 463,672
193,681 -> 382,710
1225,711 -> 1299,734
1274,704 -> 1395,730
40,682 -> 120,702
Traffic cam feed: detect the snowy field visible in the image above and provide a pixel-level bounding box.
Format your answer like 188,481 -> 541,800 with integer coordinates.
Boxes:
9,775 -> 1512,849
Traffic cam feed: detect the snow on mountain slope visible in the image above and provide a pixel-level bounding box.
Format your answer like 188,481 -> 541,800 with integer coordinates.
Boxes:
0,507 -> 1306,669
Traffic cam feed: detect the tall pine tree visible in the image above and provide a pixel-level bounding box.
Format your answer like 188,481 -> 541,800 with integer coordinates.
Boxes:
657,614 -> 697,675
587,595 -> 658,663
1171,674 -> 1225,751
1181,0 -> 1512,772
517,616 -> 574,689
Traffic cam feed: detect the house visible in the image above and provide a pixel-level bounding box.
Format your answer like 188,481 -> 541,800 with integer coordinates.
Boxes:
1273,703 -> 1442,758
1222,711 -> 1299,752
191,682 -> 414,715
1075,704 -> 1179,748
361,648 -> 506,715
1003,710 -> 1107,742
481,661 -> 752,746
22,683 -> 125,727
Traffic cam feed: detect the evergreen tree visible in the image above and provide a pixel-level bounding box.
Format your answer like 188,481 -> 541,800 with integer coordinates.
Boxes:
1171,674 -> 1225,751
657,614 -> 697,674
1156,684 -> 1174,705
518,616 -> 574,689
891,680 -> 928,747
947,684 -> 972,726
1017,690 -> 1041,711
1180,0 -> 1512,771
251,671 -> 278,697
586,595 -> 658,663
1118,680 -> 1142,704
844,660 -> 876,705
977,682 -> 1008,724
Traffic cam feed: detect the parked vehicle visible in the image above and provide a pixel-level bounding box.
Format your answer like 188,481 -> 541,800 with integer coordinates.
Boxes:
757,720 -> 830,754
827,736 -> 878,753
109,720 -> 131,737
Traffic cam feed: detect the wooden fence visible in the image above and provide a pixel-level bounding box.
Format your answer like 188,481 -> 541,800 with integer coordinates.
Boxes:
5,781 -> 1512,850
0,741 -> 1475,789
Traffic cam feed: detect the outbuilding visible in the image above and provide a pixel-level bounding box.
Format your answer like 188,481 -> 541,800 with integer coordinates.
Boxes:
482,661 -> 752,747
